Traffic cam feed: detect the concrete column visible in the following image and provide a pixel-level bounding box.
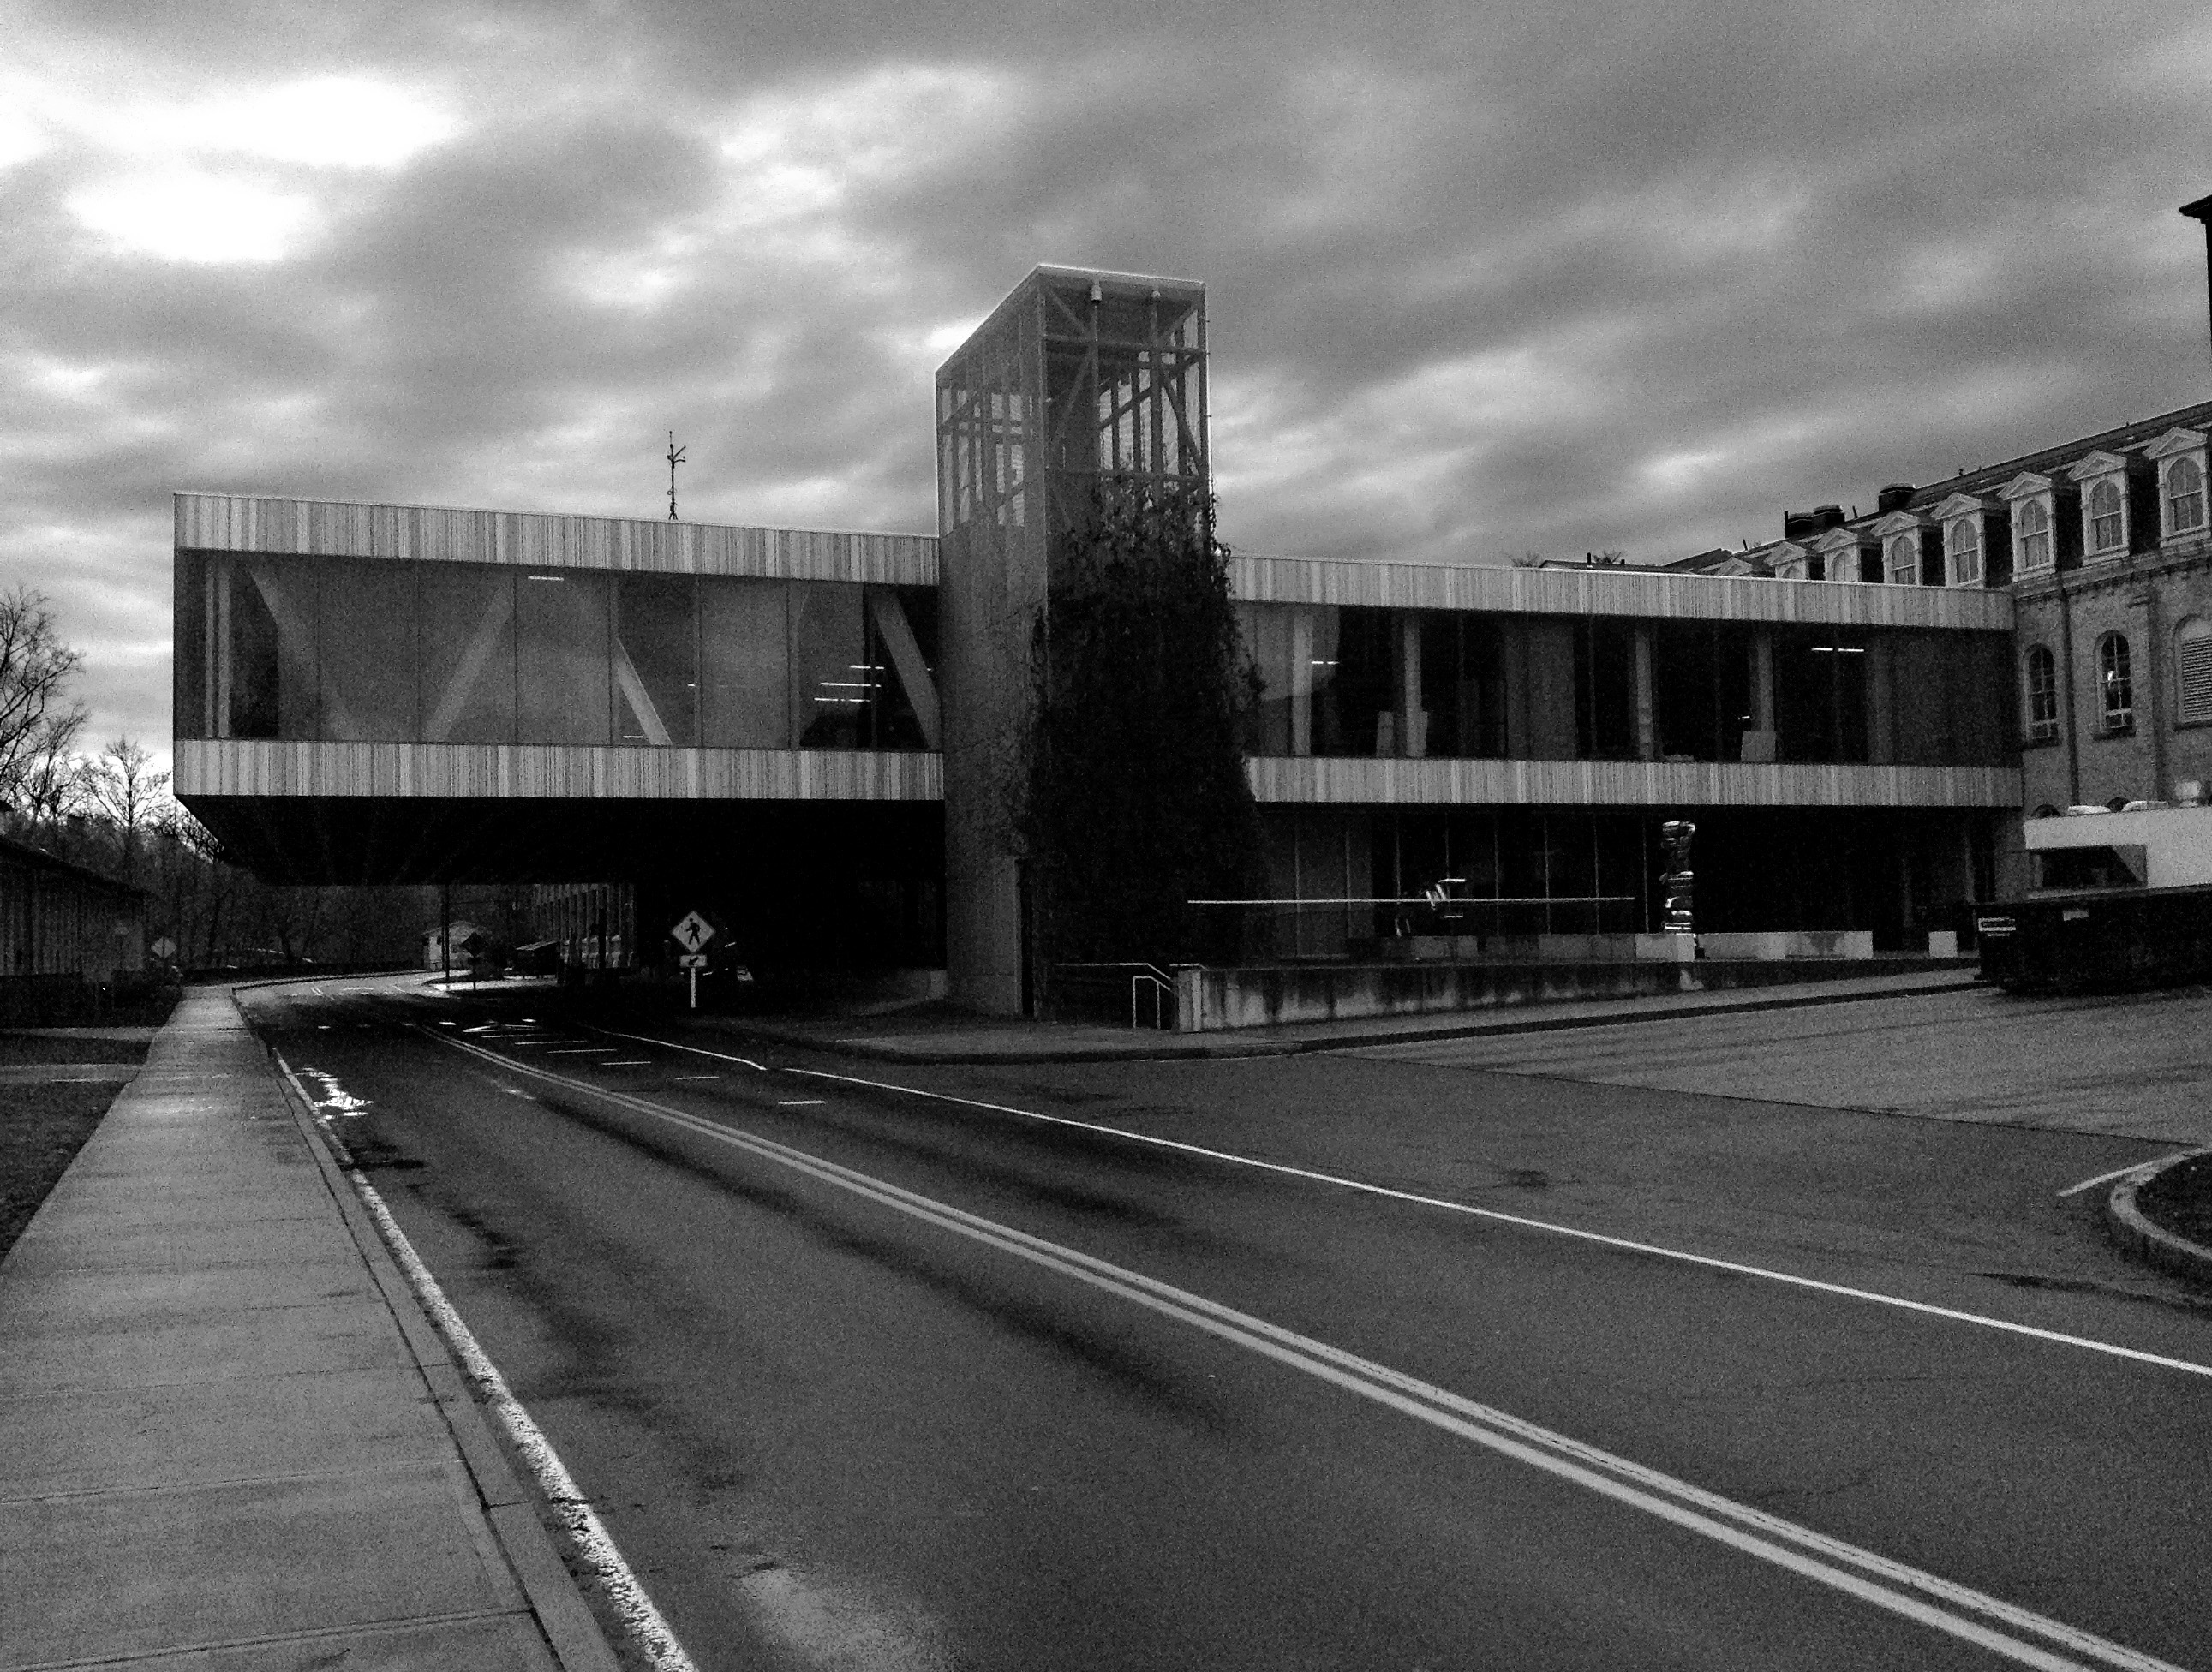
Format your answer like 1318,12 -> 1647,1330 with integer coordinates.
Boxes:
1633,625 -> 1656,760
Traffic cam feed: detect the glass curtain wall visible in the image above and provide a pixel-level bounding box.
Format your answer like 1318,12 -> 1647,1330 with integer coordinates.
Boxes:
176,552 -> 940,752
1236,602 -> 2010,768
1370,810 -> 1648,938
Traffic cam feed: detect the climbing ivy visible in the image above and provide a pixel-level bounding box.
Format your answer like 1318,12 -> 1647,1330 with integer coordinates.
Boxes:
1022,476 -> 1262,971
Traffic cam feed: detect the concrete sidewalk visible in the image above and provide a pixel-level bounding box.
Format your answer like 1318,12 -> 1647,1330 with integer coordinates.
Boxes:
0,989 -> 619,1672
704,964 -> 1988,1065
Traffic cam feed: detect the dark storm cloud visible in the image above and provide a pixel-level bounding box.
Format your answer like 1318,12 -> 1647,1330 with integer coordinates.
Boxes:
7,0 -> 2212,751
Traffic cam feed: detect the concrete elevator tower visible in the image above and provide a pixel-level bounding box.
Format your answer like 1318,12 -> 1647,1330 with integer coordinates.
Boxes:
934,266 -> 1211,1013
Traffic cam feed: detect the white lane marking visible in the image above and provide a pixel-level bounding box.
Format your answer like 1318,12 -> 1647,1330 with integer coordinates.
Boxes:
550,1048 -> 616,1054
2056,1153 -> 2205,1199
779,1099 -> 827,1107
273,1054 -> 695,1672
603,1060 -> 654,1067
749,1064 -> 2212,1384
427,1031 -> 2179,1672
595,1027 -> 767,1072
672,1074 -> 722,1082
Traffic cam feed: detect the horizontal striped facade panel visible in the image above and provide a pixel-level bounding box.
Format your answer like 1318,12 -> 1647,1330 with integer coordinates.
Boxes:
174,740 -> 943,802
175,493 -> 940,586
1246,755 -> 2022,809
1229,555 -> 2014,632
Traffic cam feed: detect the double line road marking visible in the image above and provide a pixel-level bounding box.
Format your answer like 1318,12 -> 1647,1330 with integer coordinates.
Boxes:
428,1025 -> 2188,1672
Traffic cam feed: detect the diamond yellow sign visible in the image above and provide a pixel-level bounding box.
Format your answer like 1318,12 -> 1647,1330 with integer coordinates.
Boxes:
671,911 -> 715,953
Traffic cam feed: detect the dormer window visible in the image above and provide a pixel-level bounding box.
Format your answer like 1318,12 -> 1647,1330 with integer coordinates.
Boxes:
2145,427 -> 2208,544
1946,517 -> 1982,586
1929,493 -> 1992,588
2088,479 -> 2124,552
1810,528 -> 1865,583
1997,472 -> 2055,579
2070,450 -> 2131,559
1870,508 -> 1926,586
2167,456 -> 2204,534
2014,498 -> 2051,570
1766,542 -> 1811,582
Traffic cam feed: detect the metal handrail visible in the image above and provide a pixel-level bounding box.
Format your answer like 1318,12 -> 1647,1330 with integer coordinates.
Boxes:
1131,972 -> 1172,1030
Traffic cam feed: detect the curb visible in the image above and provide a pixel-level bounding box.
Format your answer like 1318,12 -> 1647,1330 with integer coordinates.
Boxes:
2105,1150 -> 2212,1286
258,1001 -> 625,1672
714,975 -> 1986,1066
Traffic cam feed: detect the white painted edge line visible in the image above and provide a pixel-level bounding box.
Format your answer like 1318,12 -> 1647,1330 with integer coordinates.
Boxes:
277,1054 -> 697,1672
428,1031 -> 2179,1672
751,1063 -> 2212,1383
2056,1151 -> 2208,1200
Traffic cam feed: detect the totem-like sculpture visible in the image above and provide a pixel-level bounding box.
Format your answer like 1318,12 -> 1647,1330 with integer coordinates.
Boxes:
1659,820 -> 1696,937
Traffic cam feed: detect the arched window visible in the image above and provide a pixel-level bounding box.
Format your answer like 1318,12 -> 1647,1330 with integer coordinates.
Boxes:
2023,646 -> 2058,742
1885,534 -> 1918,585
2178,616 -> 2212,725
1946,516 -> 1982,586
2167,457 -> 2205,535
2099,633 -> 2133,730
2088,478 -> 2125,553
2015,499 -> 2051,571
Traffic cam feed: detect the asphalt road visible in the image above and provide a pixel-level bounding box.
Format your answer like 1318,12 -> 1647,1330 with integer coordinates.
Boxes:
1350,983 -> 2212,1143
243,976 -> 2212,1672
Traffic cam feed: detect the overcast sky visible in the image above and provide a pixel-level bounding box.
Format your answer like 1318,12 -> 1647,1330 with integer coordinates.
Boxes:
9,0 -> 2212,760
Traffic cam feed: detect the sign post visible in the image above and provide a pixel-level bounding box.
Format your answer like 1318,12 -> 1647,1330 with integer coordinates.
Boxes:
671,912 -> 716,1010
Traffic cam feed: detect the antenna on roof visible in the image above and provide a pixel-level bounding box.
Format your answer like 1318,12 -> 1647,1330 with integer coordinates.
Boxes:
665,432 -> 686,521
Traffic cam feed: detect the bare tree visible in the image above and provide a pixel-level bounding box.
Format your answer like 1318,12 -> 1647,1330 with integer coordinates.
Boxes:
80,737 -> 170,886
0,585 -> 87,817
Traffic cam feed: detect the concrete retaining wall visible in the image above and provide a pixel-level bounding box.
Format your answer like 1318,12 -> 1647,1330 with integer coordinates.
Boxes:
1175,955 -> 1939,1032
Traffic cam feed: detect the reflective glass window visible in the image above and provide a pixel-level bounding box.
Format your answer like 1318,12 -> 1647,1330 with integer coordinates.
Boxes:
700,579 -> 790,749
863,587 -> 940,750
176,553 -> 209,738
419,567 -> 517,743
1573,618 -> 1636,760
1946,517 -> 1982,586
2023,646 -> 2058,741
516,570 -> 611,745
318,559 -> 420,741
1312,608 -> 1394,756
2089,479 -> 2125,553
2015,499 -> 2051,571
2167,457 -> 2204,534
792,585 -> 870,749
1886,534 -> 1918,585
1417,612 -> 1507,758
2100,633 -> 2133,729
224,559 -> 315,740
614,575 -> 696,746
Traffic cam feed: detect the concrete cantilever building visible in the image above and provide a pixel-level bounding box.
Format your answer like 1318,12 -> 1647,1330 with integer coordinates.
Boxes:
174,263 -> 2023,1012
171,492 -> 948,968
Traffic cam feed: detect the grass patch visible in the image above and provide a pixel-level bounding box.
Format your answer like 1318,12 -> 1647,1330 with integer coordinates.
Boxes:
0,1079 -> 132,1258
